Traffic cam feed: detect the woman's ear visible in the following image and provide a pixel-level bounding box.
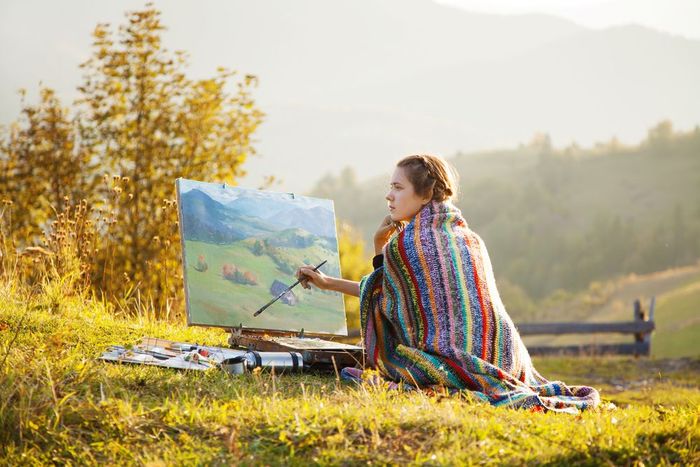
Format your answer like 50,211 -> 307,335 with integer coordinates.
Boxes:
424,187 -> 434,205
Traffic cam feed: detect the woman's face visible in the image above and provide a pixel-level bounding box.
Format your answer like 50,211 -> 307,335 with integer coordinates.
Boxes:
385,166 -> 431,222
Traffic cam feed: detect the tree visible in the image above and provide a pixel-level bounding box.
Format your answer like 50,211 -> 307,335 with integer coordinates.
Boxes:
0,88 -> 94,242
529,131 -> 552,155
252,239 -> 265,256
646,120 -> 673,154
73,5 -> 264,309
337,221 -> 372,331
0,5 -> 264,317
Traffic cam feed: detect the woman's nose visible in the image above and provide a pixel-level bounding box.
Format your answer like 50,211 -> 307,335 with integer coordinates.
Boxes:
385,191 -> 393,201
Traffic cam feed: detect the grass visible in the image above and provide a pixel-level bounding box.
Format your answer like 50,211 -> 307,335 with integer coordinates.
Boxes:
652,275 -> 700,358
1,281 -> 699,466
523,263 -> 700,358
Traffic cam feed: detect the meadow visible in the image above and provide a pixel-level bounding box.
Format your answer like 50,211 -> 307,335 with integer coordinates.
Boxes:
1,278 -> 698,466
1,4 -> 697,465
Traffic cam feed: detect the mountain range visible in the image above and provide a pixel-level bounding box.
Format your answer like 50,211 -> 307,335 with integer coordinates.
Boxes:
180,188 -> 336,241
1,0 -> 698,193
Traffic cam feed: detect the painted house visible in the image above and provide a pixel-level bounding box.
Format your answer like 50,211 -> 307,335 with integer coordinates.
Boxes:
269,279 -> 298,306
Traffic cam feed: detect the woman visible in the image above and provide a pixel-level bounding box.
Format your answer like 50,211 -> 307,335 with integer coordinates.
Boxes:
296,155 -> 600,412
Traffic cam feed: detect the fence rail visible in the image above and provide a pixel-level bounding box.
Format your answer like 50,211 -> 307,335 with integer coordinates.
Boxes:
344,297 -> 656,357
522,297 -> 655,356
517,321 -> 654,336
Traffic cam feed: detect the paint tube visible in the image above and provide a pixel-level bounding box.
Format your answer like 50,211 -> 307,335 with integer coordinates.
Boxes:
220,351 -> 304,375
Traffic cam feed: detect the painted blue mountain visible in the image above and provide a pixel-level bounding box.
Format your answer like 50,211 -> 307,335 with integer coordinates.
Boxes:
180,189 -> 278,242
226,193 -> 289,219
225,193 -> 336,238
262,206 -> 336,238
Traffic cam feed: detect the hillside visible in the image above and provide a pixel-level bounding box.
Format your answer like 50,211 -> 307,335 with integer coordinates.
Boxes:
522,262 -> 700,358
310,124 -> 700,302
180,189 -> 279,242
1,283 -> 698,464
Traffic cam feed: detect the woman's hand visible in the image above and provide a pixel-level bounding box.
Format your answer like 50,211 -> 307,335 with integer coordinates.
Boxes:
373,215 -> 405,254
296,266 -> 332,291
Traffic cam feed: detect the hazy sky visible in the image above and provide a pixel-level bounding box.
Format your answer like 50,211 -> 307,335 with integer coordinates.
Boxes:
438,0 -> 700,40
1,1 -> 698,193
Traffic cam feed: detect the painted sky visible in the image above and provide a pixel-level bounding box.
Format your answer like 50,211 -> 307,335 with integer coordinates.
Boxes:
178,179 -> 334,213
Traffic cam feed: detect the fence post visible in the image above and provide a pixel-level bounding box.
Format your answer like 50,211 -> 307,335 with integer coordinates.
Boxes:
645,296 -> 656,352
633,299 -> 651,357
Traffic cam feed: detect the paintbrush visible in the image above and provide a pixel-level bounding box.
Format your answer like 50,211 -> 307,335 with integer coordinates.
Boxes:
253,260 -> 327,316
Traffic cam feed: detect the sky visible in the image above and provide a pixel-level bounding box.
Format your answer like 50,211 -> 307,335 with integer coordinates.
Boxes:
1,0 -> 698,193
437,0 -> 700,40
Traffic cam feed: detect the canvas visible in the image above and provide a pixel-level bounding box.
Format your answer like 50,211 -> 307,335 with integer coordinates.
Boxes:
175,178 -> 347,335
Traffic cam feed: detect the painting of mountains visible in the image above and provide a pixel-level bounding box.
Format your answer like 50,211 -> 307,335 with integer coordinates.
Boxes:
175,178 -> 346,335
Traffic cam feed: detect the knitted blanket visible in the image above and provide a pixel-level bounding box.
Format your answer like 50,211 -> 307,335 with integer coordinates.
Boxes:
355,200 -> 600,413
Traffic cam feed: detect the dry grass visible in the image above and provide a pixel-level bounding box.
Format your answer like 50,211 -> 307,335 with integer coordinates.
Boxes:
0,276 -> 698,465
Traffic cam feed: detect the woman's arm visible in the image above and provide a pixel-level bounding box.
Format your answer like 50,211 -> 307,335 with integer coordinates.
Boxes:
295,266 -> 360,297
326,277 -> 360,297
373,215 -> 405,255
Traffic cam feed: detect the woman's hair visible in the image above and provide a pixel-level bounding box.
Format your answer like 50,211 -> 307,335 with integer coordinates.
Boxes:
396,154 -> 459,202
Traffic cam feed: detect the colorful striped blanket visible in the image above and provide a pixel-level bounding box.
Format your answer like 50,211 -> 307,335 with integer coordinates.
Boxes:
352,200 -> 600,413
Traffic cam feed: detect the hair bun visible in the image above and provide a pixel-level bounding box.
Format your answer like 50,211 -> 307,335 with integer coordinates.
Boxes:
396,154 -> 459,202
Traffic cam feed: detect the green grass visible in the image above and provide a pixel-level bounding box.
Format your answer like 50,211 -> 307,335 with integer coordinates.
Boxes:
652,278 -> 700,358
1,281 -> 698,465
524,264 -> 700,358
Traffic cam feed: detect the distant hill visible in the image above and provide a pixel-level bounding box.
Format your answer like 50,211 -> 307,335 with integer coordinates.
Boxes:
226,194 -> 289,220
3,0 -> 700,192
265,206 -> 336,238
224,191 -> 336,238
263,228 -> 317,249
180,188 -> 337,243
310,123 -> 700,301
265,227 -> 337,253
251,3 -> 700,192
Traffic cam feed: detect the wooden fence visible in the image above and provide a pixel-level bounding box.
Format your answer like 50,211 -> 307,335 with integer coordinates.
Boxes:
344,297 -> 656,356
520,297 -> 656,356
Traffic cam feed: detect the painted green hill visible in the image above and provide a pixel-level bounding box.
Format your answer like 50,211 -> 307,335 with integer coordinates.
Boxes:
183,238 -> 345,334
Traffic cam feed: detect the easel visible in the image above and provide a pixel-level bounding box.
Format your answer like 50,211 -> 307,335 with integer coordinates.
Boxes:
176,178 -> 364,373
227,324 -> 363,372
